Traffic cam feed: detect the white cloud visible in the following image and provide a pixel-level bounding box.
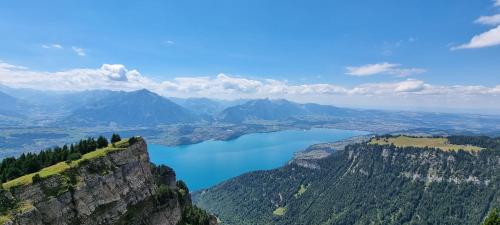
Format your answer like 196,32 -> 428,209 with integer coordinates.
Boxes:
72,47 -> 86,56
42,44 -> 63,49
215,74 -> 262,93
476,14 -> 500,25
452,25 -> 500,50
346,62 -> 426,77
164,40 -> 175,46
346,63 -> 398,76
349,79 -> 427,95
100,64 -> 129,81
0,61 -> 498,111
393,79 -> 426,92
453,0 -> 500,50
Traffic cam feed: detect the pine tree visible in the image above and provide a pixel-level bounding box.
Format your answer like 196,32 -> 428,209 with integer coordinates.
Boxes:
97,136 -> 109,148
111,133 -> 121,144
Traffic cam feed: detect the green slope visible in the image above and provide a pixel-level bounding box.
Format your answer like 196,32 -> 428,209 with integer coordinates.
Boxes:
195,136 -> 500,225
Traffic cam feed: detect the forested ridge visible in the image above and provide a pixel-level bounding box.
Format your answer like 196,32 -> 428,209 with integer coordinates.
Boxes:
195,136 -> 500,225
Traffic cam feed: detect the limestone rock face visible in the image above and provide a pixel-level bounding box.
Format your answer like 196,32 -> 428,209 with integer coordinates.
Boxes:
2,139 -> 209,225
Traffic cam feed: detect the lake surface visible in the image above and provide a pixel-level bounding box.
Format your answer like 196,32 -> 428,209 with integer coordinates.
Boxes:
148,128 -> 368,191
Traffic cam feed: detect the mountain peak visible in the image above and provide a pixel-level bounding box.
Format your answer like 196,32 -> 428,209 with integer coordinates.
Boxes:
64,89 -> 199,126
247,98 -> 293,106
130,88 -> 158,97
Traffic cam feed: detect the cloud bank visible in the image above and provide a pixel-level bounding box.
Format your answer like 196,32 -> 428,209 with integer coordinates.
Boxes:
0,61 -> 499,111
346,63 -> 426,77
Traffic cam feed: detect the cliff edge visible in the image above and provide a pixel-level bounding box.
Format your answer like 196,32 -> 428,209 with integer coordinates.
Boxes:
0,138 -> 216,225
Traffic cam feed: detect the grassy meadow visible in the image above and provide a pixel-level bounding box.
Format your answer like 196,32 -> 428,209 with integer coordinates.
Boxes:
370,136 -> 482,152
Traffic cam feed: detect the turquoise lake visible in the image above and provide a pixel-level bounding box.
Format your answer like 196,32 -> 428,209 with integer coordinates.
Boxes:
148,128 -> 368,191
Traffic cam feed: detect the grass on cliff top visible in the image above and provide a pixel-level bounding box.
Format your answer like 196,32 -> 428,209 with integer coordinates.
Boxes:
369,136 -> 482,152
2,139 -> 131,189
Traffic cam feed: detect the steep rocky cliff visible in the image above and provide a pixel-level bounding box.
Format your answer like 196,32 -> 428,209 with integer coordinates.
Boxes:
0,138 -> 216,225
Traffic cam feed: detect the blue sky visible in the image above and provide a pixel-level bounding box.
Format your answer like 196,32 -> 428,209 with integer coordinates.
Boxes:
0,0 -> 499,113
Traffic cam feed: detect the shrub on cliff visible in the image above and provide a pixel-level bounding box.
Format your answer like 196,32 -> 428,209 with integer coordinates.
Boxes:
483,209 -> 500,225
0,189 -> 16,213
128,136 -> 140,145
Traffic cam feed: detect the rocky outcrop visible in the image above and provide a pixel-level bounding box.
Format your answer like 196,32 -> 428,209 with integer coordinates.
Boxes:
291,135 -> 371,169
1,138 -> 216,225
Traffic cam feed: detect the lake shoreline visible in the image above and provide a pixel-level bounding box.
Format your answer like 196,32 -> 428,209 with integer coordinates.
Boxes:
148,128 -> 369,191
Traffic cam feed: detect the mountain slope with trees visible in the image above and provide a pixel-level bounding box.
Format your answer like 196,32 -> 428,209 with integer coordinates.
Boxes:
195,136 -> 500,225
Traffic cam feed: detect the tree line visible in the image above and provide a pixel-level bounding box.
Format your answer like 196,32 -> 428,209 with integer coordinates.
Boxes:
0,133 -> 122,183
448,135 -> 500,150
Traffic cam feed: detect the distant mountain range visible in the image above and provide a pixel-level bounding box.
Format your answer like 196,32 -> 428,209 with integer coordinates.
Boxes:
1,87 -> 500,136
1,87 -> 372,126
217,98 -> 361,123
